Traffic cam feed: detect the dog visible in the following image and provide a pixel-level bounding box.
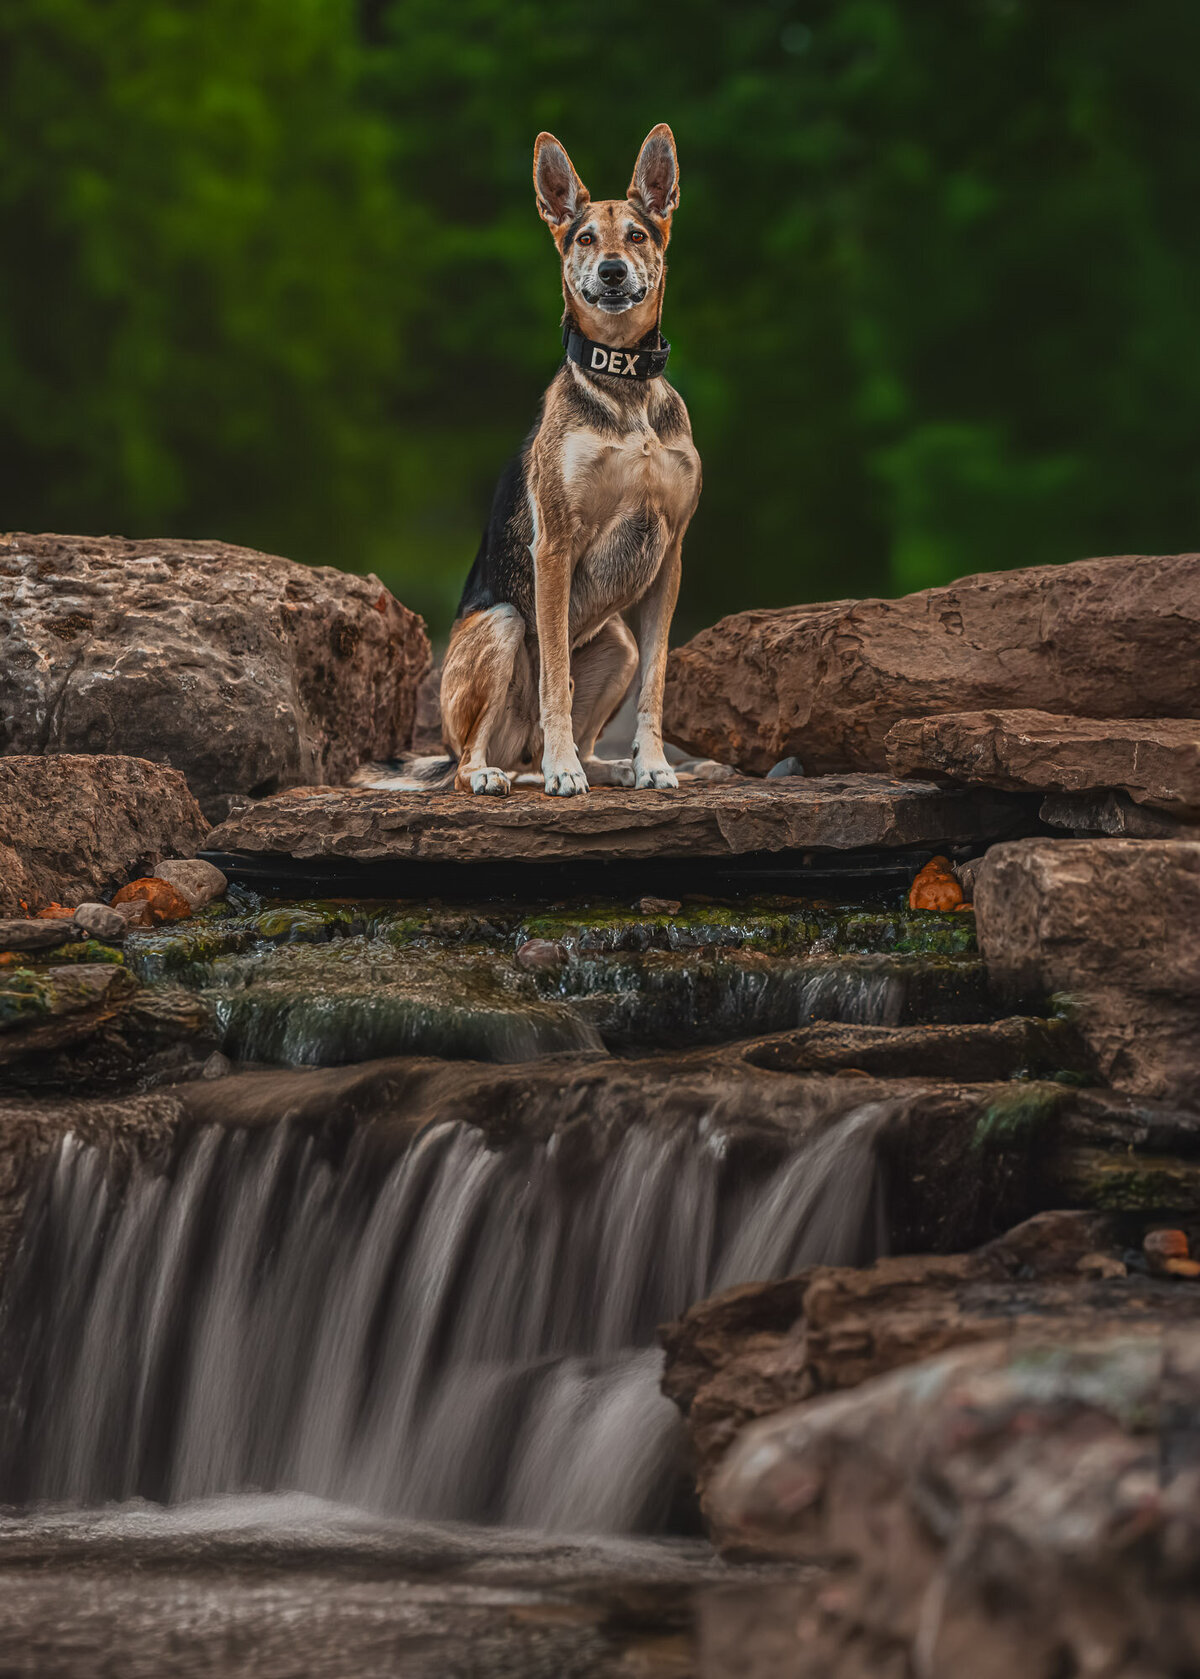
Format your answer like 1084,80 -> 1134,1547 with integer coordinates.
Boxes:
406,124 -> 700,798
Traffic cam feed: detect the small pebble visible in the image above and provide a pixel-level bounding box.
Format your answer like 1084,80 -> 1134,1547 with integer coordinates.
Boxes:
112,877 -> 193,924
152,857 -> 228,911
201,1051 -> 233,1080
515,938 -> 568,972
766,756 -> 805,778
72,902 -> 127,942
635,897 -> 681,915
1144,1229 -> 1189,1271
1076,1252 -> 1127,1279
111,898 -> 155,930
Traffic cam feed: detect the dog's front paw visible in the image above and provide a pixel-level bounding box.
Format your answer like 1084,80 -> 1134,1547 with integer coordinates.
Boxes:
634,759 -> 678,791
469,768 -> 511,796
542,755 -> 589,797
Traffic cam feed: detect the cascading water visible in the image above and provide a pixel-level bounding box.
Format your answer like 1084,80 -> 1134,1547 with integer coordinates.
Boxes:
0,1106 -> 888,1533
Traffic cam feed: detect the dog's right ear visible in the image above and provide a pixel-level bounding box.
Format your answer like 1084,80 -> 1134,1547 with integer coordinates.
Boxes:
534,134 -> 589,230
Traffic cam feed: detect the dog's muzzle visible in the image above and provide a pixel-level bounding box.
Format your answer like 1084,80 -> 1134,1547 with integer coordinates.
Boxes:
582,284 -> 648,314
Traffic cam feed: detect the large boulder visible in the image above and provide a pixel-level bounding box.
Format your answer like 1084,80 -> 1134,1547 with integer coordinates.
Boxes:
661,1211 -> 1196,1525
0,755 -> 208,916
663,553 -> 1200,775
705,1329 -> 1200,1678
975,838 -> 1200,1099
0,533 -> 430,818
887,709 -> 1200,814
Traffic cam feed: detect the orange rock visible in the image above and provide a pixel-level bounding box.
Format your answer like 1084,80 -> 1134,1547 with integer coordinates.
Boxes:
35,903 -> 77,920
1162,1258 -> 1200,1279
1144,1229 -> 1190,1268
111,877 -> 193,924
908,857 -> 964,912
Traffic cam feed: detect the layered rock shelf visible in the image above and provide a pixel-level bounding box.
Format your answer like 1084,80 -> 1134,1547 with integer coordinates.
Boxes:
663,552 -> 1200,775
206,776 -> 1034,864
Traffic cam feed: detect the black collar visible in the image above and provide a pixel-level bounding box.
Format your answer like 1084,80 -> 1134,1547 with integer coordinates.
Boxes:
562,319 -> 670,381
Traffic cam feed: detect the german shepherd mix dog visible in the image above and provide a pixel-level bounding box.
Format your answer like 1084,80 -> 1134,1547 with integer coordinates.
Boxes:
426,124 -> 700,796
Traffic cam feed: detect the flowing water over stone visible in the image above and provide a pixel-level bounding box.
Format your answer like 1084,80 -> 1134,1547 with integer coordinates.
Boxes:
0,1102 -> 886,1531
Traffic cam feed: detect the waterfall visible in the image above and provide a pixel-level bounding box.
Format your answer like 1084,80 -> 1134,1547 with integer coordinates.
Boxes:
0,1106 -> 888,1533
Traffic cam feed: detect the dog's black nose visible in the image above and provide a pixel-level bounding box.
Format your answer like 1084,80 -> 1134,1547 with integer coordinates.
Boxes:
597,259 -> 628,287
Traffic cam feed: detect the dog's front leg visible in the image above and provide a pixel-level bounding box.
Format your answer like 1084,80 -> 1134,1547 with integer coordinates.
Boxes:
630,536 -> 682,790
534,524 -> 589,798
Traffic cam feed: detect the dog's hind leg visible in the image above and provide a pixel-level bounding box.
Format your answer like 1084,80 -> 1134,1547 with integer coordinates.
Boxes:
572,615 -> 639,788
441,605 -> 529,795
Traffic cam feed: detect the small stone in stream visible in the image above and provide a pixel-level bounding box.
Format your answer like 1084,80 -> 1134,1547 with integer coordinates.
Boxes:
72,903 -> 127,942
515,938 -> 568,972
1144,1228 -> 1190,1271
151,857 -> 228,910
766,756 -> 805,778
112,897 -> 154,930
955,856 -> 985,899
201,1050 -> 233,1079
111,877 -> 194,924
908,855 -> 964,911
0,919 -> 78,952
635,897 -> 682,915
1076,1252 -> 1127,1279
1163,1257 -> 1200,1279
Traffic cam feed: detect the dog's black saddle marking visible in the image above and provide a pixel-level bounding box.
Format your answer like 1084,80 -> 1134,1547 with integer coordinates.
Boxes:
562,321 -> 670,380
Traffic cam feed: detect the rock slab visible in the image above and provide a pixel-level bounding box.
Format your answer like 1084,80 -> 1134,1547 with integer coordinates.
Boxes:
207,776 -> 1033,864
976,837 -> 1200,1100
706,1329 -> 1200,1677
0,533 -> 430,819
887,708 -> 1200,813
0,755 -> 208,917
664,553 -> 1200,774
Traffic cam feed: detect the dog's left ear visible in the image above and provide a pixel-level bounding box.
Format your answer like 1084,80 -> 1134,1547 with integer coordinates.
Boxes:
628,123 -> 679,222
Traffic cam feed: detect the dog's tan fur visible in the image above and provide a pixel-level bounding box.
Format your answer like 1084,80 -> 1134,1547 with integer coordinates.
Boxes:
440,124 -> 700,796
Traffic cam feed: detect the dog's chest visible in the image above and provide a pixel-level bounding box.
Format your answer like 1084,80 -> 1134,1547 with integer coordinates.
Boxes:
562,423 -> 698,537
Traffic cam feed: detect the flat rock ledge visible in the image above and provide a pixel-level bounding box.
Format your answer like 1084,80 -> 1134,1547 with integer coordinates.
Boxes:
886,708 -> 1200,814
206,776 -> 1034,864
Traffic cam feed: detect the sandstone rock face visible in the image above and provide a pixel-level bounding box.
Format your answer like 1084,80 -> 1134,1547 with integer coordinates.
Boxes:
0,755 -> 209,916
706,1329 -> 1200,1677
663,553 -> 1200,774
0,533 -> 430,818
207,776 -> 1033,864
976,838 -> 1200,1099
887,709 -> 1200,813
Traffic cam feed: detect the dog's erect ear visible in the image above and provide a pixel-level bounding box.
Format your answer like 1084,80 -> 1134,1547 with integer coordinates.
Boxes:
628,123 -> 679,222
534,133 -> 590,229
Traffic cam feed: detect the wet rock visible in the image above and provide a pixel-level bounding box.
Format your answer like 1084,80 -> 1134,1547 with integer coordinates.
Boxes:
113,898 -> 154,930
661,1210 -> 1200,1528
0,920 -> 78,954
887,708 -> 1200,814
766,756 -> 805,779
151,858 -> 227,910
738,1016 -> 1087,1082
706,1329 -> 1200,1676
907,854 -> 963,910
0,754 -> 208,917
514,938 -> 568,973
0,533 -> 430,819
207,776 -> 1035,865
663,552 -> 1200,774
1040,787 -> 1200,838
635,897 -> 682,915
975,837 -> 1200,1099
112,878 -> 194,925
71,903 -> 126,942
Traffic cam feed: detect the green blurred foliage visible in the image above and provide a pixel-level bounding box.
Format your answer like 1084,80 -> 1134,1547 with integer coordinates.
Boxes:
2,0 -> 1199,637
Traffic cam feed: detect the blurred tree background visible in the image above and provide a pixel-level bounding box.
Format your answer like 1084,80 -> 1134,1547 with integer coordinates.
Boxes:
2,0 -> 1199,638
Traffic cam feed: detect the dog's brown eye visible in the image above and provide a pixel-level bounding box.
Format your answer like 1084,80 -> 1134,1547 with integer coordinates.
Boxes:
629,230 -> 646,244
577,233 -> 593,246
